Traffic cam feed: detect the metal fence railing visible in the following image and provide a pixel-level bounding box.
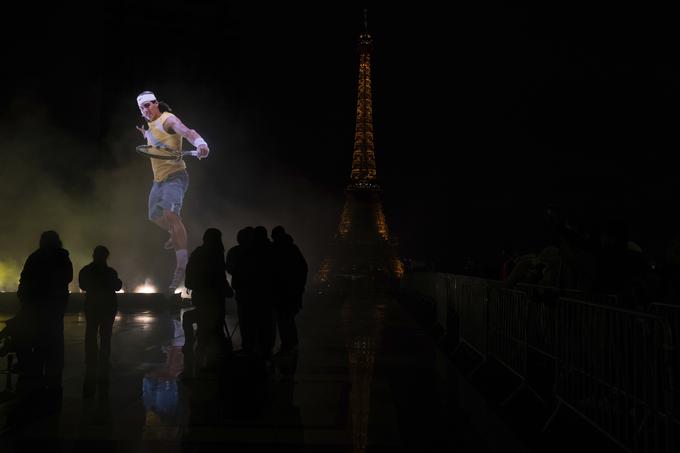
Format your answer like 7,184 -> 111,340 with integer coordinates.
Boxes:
649,303 -> 680,452
433,274 -> 449,331
451,276 -> 488,359
518,283 -> 559,356
518,283 -> 560,403
487,286 -> 528,380
649,303 -> 679,416
554,297 -> 669,453
400,272 -> 678,453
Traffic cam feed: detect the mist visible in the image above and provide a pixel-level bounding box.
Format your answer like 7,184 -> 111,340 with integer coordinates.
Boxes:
0,91 -> 341,292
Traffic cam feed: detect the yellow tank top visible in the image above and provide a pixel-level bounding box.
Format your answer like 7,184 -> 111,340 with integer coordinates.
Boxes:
146,112 -> 187,182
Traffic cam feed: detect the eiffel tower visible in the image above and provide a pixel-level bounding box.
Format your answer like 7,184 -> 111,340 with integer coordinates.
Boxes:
316,11 -> 404,287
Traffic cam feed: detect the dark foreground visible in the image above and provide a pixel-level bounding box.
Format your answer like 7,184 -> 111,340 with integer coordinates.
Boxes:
0,289 -> 527,452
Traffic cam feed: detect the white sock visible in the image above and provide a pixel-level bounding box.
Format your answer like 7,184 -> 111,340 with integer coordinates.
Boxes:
176,249 -> 188,269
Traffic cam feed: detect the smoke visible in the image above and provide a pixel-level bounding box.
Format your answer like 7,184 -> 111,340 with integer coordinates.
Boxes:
0,92 -> 339,292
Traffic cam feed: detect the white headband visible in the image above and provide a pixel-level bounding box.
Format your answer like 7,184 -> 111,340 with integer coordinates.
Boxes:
137,92 -> 157,107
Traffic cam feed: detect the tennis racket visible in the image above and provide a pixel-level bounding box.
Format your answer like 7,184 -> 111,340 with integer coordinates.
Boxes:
135,144 -> 201,161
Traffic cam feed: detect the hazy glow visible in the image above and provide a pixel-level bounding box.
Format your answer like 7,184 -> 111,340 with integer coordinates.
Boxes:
134,314 -> 154,324
0,84 -> 328,299
134,278 -> 157,294
0,260 -> 20,292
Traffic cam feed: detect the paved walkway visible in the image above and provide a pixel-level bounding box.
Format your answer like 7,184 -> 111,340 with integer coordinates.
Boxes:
0,287 -> 527,452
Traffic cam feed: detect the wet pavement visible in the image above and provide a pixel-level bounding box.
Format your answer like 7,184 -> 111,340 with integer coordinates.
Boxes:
0,288 -> 527,452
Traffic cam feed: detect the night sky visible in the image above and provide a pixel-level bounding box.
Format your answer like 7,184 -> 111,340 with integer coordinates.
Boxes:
1,3 -> 679,288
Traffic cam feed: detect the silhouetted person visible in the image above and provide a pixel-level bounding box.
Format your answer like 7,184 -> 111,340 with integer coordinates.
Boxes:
546,211 -> 599,291
248,226 -> 276,363
504,251 -> 541,288
499,248 -> 518,281
226,227 -> 255,352
79,245 -> 122,396
271,226 -> 308,356
16,230 -> 72,393
536,245 -> 562,287
620,240 -> 650,309
227,226 -> 275,363
593,219 -> 629,297
184,228 -> 233,374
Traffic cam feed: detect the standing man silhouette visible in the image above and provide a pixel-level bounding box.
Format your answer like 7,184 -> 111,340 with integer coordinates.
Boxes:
79,246 -> 122,372
271,226 -> 308,356
135,90 -> 210,293
184,228 -> 233,373
79,245 -> 122,397
16,231 -> 72,392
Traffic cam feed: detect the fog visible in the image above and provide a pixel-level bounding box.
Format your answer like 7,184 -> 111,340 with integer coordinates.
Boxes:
0,92 -> 341,292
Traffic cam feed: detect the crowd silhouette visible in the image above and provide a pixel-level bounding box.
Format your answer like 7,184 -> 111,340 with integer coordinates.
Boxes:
418,205 -> 680,311
0,224 -> 308,422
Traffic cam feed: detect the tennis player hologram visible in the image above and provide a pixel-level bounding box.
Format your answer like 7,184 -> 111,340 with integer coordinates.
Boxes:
135,90 -> 210,293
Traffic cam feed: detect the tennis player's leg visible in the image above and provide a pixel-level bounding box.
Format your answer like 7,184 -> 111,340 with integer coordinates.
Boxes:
158,174 -> 189,291
149,181 -> 180,249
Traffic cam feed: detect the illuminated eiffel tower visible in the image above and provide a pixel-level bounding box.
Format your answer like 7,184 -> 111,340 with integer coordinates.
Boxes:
317,12 -> 404,287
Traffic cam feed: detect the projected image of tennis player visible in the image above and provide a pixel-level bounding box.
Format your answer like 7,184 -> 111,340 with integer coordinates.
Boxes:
135,91 -> 210,294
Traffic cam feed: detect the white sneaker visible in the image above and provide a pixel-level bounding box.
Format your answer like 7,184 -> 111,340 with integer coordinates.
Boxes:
169,267 -> 185,292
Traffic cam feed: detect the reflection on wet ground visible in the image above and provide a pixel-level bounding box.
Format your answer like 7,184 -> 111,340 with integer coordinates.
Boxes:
0,288 -> 526,451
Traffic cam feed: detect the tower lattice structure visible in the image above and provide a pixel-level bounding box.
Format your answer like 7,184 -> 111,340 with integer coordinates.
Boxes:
350,23 -> 377,187
317,12 -> 404,286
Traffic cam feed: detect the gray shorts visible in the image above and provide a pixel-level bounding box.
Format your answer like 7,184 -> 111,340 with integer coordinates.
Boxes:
148,170 -> 189,221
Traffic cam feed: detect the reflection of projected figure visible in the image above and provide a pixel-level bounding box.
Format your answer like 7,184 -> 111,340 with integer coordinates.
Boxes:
142,345 -> 183,433
135,91 -> 210,293
143,375 -> 179,430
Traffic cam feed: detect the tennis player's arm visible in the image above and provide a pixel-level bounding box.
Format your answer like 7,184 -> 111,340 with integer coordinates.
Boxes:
163,116 -> 207,149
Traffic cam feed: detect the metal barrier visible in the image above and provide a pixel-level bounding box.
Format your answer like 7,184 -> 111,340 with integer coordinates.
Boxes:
649,303 -> 680,453
451,276 -> 488,359
649,303 -> 679,417
442,274 -> 459,349
518,283 -> 560,403
518,283 -> 559,356
434,273 -> 449,330
403,273 -> 677,451
559,288 -> 619,306
554,297 -> 668,453
487,286 -> 528,379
